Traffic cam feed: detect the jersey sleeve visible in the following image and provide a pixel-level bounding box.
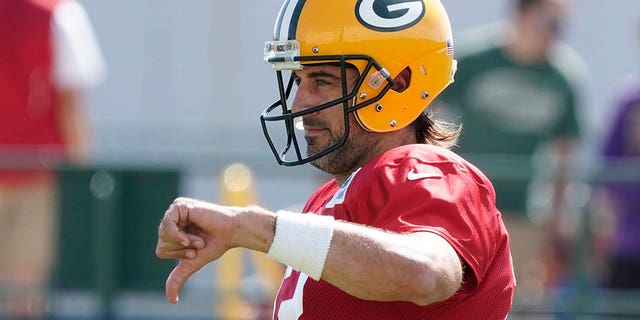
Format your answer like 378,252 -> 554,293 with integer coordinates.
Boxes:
51,0 -> 106,89
346,157 -> 504,291
552,86 -> 580,138
549,43 -> 587,139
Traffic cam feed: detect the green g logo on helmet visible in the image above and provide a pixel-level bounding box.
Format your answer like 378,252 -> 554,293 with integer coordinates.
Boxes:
355,0 -> 426,32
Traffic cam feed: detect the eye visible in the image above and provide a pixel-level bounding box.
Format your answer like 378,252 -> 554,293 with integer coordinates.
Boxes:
315,78 -> 331,86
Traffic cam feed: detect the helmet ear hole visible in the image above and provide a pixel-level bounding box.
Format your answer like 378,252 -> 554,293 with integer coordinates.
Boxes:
391,67 -> 411,93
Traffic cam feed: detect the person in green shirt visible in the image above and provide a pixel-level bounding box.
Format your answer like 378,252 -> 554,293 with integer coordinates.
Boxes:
438,0 -> 587,306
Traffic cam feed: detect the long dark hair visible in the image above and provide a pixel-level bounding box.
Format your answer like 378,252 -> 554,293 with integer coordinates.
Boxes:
411,111 -> 462,149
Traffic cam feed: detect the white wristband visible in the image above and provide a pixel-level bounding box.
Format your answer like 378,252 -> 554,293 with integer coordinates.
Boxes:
267,210 -> 335,281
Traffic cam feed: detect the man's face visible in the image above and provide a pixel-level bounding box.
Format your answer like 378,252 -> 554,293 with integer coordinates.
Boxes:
291,65 -> 377,175
521,0 -> 567,48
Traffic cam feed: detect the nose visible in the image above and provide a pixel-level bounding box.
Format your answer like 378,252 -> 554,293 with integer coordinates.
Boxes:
291,82 -> 316,114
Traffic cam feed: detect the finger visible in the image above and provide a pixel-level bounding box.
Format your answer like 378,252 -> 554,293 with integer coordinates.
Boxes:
157,229 -> 203,249
185,233 -> 205,249
156,234 -> 204,256
165,259 -> 205,303
176,203 -> 190,229
160,209 -> 191,247
172,198 -> 213,230
156,247 -> 197,260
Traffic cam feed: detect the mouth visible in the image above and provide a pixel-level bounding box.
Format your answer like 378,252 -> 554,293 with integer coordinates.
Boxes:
295,118 -> 326,136
304,128 -> 326,137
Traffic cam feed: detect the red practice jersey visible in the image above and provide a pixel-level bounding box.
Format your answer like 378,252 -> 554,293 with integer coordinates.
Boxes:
273,144 -> 515,319
0,0 -> 62,184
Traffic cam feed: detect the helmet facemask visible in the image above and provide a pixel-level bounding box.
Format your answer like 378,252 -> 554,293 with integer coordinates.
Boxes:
260,40 -> 395,166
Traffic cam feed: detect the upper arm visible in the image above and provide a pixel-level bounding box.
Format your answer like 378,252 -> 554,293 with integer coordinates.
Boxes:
406,232 -> 463,302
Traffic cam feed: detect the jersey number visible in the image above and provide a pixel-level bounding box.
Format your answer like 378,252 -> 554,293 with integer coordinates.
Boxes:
277,267 -> 308,319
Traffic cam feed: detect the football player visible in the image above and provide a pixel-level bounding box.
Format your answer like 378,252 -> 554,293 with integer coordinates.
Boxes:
156,1 -> 515,319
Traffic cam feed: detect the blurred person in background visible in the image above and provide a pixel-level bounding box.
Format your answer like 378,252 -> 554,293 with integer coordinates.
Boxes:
590,72 -> 640,290
437,0 -> 587,304
0,0 -> 105,317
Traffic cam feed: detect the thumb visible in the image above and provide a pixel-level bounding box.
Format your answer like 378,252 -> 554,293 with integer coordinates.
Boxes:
165,258 -> 206,303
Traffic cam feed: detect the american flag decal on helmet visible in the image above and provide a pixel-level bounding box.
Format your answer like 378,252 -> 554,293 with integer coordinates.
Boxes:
446,38 -> 454,55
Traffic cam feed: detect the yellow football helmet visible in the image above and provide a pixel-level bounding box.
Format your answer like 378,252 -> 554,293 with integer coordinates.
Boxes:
261,0 -> 456,166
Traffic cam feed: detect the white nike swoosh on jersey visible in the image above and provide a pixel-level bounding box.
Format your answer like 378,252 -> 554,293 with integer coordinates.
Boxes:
407,169 -> 442,181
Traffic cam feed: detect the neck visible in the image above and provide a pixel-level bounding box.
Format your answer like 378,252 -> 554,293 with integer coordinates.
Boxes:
333,127 -> 417,185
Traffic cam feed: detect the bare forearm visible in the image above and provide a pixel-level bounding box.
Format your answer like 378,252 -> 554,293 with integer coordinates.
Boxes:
57,89 -> 91,162
235,208 -> 462,306
232,205 -> 277,252
322,223 -> 462,306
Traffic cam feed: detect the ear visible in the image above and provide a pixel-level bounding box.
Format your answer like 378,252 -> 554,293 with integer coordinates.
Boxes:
391,67 -> 411,93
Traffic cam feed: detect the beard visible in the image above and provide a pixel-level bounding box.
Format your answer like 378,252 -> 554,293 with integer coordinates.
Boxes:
305,116 -> 375,176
